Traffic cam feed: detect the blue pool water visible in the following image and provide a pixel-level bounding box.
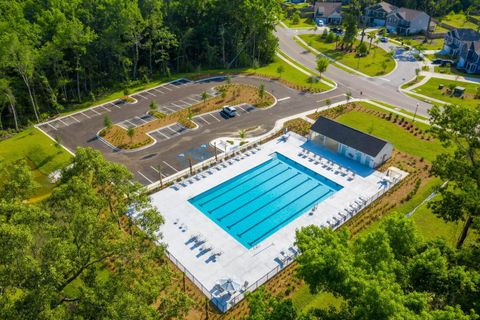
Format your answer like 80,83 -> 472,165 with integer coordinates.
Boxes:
189,153 -> 343,249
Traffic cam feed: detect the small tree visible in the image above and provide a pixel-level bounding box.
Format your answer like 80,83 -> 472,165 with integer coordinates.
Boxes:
307,76 -> 319,89
258,84 -> 265,101
149,100 -> 157,112
346,91 -> 352,103
187,107 -> 194,120
238,129 -> 246,140
325,98 -> 331,108
367,31 -> 376,52
201,91 -> 209,104
127,127 -> 135,143
381,61 -> 388,73
103,115 -> 112,129
321,28 -> 328,39
325,32 -> 335,43
357,42 -> 368,56
291,10 -> 300,25
123,88 -> 130,96
226,75 -> 232,85
277,65 -> 285,79
316,56 -> 329,79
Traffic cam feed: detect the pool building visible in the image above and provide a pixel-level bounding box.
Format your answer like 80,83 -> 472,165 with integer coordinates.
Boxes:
150,122 -> 405,312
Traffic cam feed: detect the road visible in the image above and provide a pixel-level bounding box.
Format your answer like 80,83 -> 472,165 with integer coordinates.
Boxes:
37,27 -> 431,185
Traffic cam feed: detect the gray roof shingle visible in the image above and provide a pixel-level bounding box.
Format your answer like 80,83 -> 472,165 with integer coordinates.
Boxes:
310,116 -> 389,157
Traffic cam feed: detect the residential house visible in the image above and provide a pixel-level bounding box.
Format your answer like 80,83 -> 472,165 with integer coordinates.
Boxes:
314,2 -> 343,25
386,7 -> 430,35
309,116 -> 393,168
457,41 -> 480,73
442,28 -> 480,58
364,1 -> 397,27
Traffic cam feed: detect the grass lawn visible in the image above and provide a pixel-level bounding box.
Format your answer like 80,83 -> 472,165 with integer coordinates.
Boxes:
439,13 -> 478,29
433,65 -> 480,79
247,55 -> 332,91
392,35 -> 444,50
369,100 -> 428,120
335,110 -> 444,162
292,286 -> 342,311
0,128 -> 72,200
277,51 -> 336,86
400,76 -> 426,90
283,17 -> 316,29
412,77 -> 480,108
298,34 -> 396,76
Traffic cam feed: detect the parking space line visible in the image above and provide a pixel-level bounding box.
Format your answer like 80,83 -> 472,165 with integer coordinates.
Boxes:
90,108 -> 101,115
150,166 -> 167,178
179,100 -> 191,106
198,115 -> 210,125
136,116 -> 148,123
136,93 -> 147,99
187,97 -> 200,103
70,115 -> 81,123
110,102 -> 121,109
47,123 -> 58,131
237,105 -> 247,112
125,120 -> 137,127
81,112 -> 91,119
167,127 -> 180,135
168,83 -> 179,88
209,113 -> 221,122
171,102 -> 184,108
163,161 -> 178,172
153,88 -> 165,94
58,118 -> 69,126
146,91 -> 156,97
137,171 -> 153,184
156,130 -> 170,139
162,85 -> 173,91
162,106 -> 176,113
97,105 -> 111,112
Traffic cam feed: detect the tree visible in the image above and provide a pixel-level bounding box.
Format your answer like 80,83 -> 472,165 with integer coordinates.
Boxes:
346,90 -> 352,102
342,13 -> 358,51
127,127 -> 135,142
325,98 -> 332,108
428,105 -> 480,248
104,115 -> 112,129
291,10 -> 300,25
295,215 -> 479,319
186,107 -> 194,120
0,160 -> 37,202
201,91 -> 209,105
316,56 -> 329,79
258,83 -> 265,101
0,79 -> 19,131
149,100 -> 157,112
276,65 -> 285,79
367,30 -> 377,52
307,76 -> 319,89
0,149 -> 192,319
356,42 -> 368,57
239,129 -> 246,140
245,287 -> 297,320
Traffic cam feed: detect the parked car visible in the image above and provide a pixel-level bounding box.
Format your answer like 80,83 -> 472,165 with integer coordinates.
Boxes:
331,27 -> 343,34
432,59 -> 443,65
315,19 -> 324,27
222,106 -> 237,117
380,37 -> 388,43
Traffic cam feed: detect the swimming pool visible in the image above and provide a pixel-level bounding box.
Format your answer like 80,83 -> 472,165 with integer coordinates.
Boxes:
189,152 -> 343,249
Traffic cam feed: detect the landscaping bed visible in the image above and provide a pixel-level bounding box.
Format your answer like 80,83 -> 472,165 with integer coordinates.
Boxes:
400,75 -> 425,89
101,84 -> 275,149
298,34 -> 396,76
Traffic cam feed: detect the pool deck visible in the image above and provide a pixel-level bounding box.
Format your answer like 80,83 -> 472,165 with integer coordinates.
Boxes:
150,133 -> 406,311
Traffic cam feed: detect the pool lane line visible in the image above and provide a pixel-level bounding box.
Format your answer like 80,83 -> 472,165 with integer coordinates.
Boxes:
229,176 -> 311,230
199,161 -> 282,207
209,167 -> 294,216
247,189 -> 333,246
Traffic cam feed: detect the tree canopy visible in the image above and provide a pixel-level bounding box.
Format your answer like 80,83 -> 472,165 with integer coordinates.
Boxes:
0,148 -> 191,319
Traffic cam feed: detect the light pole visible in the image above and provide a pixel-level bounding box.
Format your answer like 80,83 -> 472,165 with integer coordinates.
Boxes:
214,142 -> 217,161
188,157 -> 193,175
413,103 -> 419,123
156,164 -> 163,188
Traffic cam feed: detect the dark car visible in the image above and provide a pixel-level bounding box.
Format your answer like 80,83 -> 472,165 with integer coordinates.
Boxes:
380,37 -> 388,43
331,27 -> 343,35
221,106 -> 237,118
432,59 -> 443,65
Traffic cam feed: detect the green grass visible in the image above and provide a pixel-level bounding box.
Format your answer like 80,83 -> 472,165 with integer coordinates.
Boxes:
292,286 -> 342,311
335,111 -> 445,162
433,66 -> 480,79
439,13 -> 478,29
400,76 -> 426,90
298,34 -> 396,77
392,36 -> 444,51
283,17 -> 316,29
412,77 -> 480,108
278,51 -> 336,86
246,55 -> 331,91
0,128 -> 72,200
369,100 -> 428,121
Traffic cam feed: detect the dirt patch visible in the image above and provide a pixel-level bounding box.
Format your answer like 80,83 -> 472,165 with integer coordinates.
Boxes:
102,84 -> 274,149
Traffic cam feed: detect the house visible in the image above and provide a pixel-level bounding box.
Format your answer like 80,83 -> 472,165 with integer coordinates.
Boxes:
309,116 -> 393,168
386,7 -> 430,35
314,2 -> 343,25
442,28 -> 480,58
364,1 -> 397,27
457,41 -> 480,73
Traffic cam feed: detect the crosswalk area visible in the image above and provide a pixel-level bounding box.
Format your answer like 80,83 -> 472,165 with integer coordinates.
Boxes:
148,123 -> 190,143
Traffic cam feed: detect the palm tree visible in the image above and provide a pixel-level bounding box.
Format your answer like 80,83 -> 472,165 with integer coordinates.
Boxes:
187,107 -> 194,120
258,84 -> 265,101
277,65 -> 285,79
149,100 -> 157,112
367,31 -> 376,53
127,127 -> 135,143
346,91 -> 352,103
201,91 -> 209,105
103,115 -> 112,129
239,129 -> 246,140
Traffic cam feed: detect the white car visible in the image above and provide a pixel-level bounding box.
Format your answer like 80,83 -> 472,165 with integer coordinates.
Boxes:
222,106 -> 237,117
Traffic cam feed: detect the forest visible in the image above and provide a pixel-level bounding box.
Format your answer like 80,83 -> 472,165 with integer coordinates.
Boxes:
0,0 -> 280,130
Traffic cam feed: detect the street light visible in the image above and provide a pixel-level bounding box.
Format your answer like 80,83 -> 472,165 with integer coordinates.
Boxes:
156,164 -> 163,188
214,141 -> 218,161
413,103 -> 419,123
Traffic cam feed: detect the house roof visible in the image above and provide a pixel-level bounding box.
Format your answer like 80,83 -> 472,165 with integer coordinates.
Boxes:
393,7 -> 425,21
453,28 -> 480,42
314,2 -> 342,17
371,1 -> 397,13
310,116 -> 390,157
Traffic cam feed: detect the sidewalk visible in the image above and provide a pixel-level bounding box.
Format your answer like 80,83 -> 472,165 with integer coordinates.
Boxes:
420,71 -> 480,84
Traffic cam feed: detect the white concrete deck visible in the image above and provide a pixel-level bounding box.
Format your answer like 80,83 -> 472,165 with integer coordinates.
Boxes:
150,133 -> 404,311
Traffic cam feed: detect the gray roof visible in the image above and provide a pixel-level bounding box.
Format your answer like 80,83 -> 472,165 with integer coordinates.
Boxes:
314,2 -> 342,17
394,7 -> 425,21
371,1 -> 397,13
453,28 -> 480,42
311,116 -> 389,157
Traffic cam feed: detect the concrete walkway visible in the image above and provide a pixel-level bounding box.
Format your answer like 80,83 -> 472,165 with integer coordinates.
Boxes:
420,71 -> 480,84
